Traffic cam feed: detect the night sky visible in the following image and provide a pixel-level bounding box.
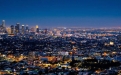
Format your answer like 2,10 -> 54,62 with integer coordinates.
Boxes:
0,0 -> 121,28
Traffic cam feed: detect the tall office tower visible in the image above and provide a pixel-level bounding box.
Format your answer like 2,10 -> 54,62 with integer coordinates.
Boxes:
36,25 -> 39,33
2,20 -> 5,27
15,25 -> 17,34
21,25 -> 25,34
10,25 -> 14,34
15,23 -> 20,33
0,20 -> 7,34
16,23 -> 20,33
25,25 -> 29,33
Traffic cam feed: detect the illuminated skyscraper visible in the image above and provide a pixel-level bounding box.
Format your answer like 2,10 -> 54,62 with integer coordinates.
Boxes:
21,25 -> 25,34
11,25 -> 14,34
25,25 -> 29,33
15,23 -> 20,34
0,20 -> 7,34
36,25 -> 39,33
2,20 -> 5,27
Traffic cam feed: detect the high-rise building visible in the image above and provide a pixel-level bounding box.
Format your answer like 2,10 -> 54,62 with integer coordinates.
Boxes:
36,25 -> 39,33
15,23 -> 20,34
11,25 -> 14,34
0,20 -> 7,34
2,20 -> 5,27
25,25 -> 29,33
21,25 -> 25,34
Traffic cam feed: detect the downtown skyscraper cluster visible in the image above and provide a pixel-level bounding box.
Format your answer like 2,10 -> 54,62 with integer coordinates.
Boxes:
0,20 -> 41,35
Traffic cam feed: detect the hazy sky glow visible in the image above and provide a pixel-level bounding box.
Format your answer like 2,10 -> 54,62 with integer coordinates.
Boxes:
0,0 -> 121,27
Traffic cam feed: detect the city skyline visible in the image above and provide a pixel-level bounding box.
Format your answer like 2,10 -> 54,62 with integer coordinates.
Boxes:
0,0 -> 121,27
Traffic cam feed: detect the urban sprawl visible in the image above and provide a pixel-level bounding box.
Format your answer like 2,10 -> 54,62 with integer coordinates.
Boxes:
0,20 -> 121,75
